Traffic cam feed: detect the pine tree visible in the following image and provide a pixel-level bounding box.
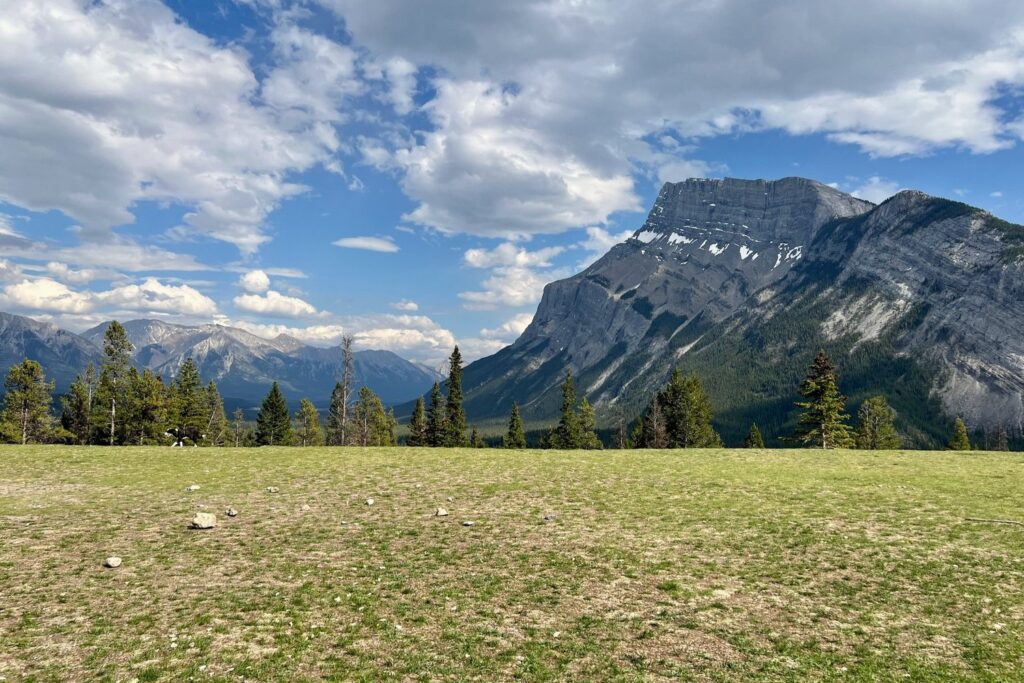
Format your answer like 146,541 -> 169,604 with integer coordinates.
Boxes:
640,397 -> 668,448
1,359 -> 54,444
995,426 -> 1010,452
61,367 -> 96,445
426,382 -> 446,447
170,357 -> 206,445
613,412 -> 629,449
295,398 -> 324,446
96,321 -> 133,445
949,416 -> 971,451
326,336 -> 355,445
352,386 -> 393,446
793,351 -> 854,449
125,369 -> 167,445
855,396 -> 902,450
256,382 -> 292,446
503,403 -> 527,449
660,369 -> 721,448
232,408 -> 246,447
551,371 -> 581,449
443,346 -> 467,447
470,427 -> 486,448
577,397 -> 603,449
744,423 -> 765,448
204,381 -> 227,446
407,397 -> 427,446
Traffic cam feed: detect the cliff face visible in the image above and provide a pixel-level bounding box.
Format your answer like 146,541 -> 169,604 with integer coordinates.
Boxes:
462,177 -> 1024,445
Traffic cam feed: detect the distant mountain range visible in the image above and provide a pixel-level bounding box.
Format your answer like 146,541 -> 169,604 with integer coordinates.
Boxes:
459,177 -> 1024,447
0,313 -> 441,410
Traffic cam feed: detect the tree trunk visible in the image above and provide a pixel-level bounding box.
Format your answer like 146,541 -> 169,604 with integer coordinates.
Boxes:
21,405 -> 28,445
110,397 -> 116,446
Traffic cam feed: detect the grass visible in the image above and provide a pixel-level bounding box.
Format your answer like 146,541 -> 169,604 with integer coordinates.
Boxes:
1,447 -> 1022,682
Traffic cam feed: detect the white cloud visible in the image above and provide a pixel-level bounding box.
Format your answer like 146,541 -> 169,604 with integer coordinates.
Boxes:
0,278 -> 92,313
850,176 -> 903,204
459,265 -> 568,310
231,320 -> 346,346
991,191 -> 1004,198
463,242 -> 564,269
95,278 -> 218,316
390,299 -> 419,311
233,290 -> 319,318
577,226 -> 633,267
45,262 -> 117,285
0,1 -> 364,255
333,235 -> 400,252
480,313 -> 533,341
239,269 -> 271,294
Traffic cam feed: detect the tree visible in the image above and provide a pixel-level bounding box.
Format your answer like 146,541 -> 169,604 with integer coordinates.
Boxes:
407,397 -> 427,446
352,386 -> 394,446
855,396 -> 902,450
256,382 -> 292,446
793,351 -> 854,449
96,321 -> 133,445
577,397 -> 603,449
550,371 -> 581,449
2,359 -> 54,444
949,416 -> 971,451
444,346 -> 467,446
613,412 -> 629,449
61,365 -> 97,445
426,382 -> 446,447
326,336 -> 355,445
503,403 -> 527,449
295,398 -> 324,446
232,408 -> 246,447
470,427 -> 486,448
170,357 -> 206,445
744,423 -> 765,448
204,381 -> 227,446
995,426 -> 1010,452
125,369 -> 167,445
639,397 -> 668,448
660,369 -> 720,448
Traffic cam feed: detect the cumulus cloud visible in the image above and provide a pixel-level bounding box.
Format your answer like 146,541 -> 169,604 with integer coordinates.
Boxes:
233,290 -> 319,318
332,235 -> 400,252
239,269 -> 271,294
0,0 -> 364,255
850,176 -> 904,204
460,242 -> 571,310
463,242 -> 564,269
0,278 -> 93,313
480,313 -> 534,341
95,278 -> 218,316
390,299 -> 419,311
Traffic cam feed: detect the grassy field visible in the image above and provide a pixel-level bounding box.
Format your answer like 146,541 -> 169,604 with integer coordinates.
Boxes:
1,447 -> 1022,682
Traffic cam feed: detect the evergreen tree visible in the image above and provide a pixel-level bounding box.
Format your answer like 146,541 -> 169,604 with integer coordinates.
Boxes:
855,396 -> 902,450
96,321 -> 133,445
443,346 -> 467,446
407,397 -> 427,446
949,416 -> 971,451
232,408 -> 246,447
1,359 -> 54,444
577,397 -> 603,449
995,426 -> 1010,452
256,382 -> 292,446
793,351 -> 854,449
660,369 -> 720,447
170,357 -> 206,445
744,423 -> 765,448
61,366 -> 97,445
503,403 -> 527,449
425,382 -> 446,447
125,369 -> 167,445
613,412 -> 629,449
550,371 -> 581,449
470,427 -> 486,448
640,397 -> 668,448
326,336 -> 355,445
352,386 -> 393,446
295,398 -> 324,446
204,381 -> 227,446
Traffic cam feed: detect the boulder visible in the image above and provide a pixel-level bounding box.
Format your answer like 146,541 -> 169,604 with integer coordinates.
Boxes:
190,512 -> 217,529
104,556 -> 122,568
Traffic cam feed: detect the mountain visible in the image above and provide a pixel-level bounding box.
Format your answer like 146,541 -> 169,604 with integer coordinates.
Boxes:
0,312 -> 103,394
461,177 -> 1024,446
80,319 -> 441,409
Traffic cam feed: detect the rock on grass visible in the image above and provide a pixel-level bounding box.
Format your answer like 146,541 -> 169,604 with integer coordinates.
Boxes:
190,512 -> 217,529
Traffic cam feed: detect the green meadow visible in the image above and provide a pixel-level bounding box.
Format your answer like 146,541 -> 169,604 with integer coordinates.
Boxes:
1,447 -> 1021,681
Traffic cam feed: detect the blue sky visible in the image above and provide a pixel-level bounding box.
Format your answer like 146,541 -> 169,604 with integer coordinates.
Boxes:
0,0 -> 1022,366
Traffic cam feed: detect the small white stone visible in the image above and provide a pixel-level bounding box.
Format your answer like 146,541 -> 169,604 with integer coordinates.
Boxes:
185,484 -> 200,492
462,521 -> 475,527
435,507 -> 449,517
225,507 -> 238,517
266,486 -> 279,493
104,556 -> 122,568
365,498 -> 375,506
301,504 -> 311,512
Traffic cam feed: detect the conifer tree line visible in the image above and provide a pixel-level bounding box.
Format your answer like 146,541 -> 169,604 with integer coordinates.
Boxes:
0,324 -> 1016,451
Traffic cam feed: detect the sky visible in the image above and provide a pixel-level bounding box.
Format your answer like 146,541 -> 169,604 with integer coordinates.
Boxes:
0,0 -> 1022,368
